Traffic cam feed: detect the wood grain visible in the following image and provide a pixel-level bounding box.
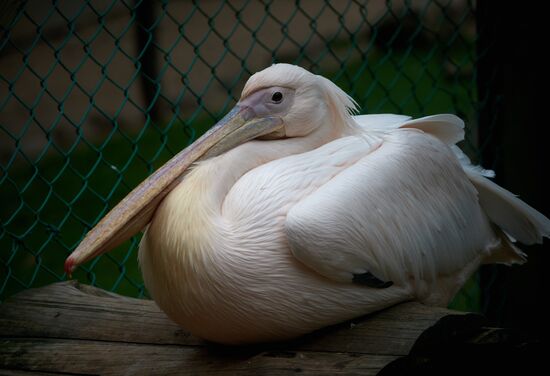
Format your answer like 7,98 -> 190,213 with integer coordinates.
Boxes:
0,281 -> 459,375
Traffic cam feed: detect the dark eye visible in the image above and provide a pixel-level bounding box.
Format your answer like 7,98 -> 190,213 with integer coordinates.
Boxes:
271,91 -> 283,103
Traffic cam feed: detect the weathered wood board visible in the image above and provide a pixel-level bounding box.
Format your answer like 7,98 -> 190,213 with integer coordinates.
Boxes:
0,281 -> 457,375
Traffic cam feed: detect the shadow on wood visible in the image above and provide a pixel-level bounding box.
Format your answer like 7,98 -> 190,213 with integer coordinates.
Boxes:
0,281 -> 459,375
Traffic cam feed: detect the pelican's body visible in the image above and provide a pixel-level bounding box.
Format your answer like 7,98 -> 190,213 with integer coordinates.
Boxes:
67,64 -> 550,344
139,127 -> 412,343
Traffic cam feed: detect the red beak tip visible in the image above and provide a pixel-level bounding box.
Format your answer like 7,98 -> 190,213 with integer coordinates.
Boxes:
64,257 -> 75,278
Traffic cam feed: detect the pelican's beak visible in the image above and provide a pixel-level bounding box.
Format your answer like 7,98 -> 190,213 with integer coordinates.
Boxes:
64,105 -> 283,275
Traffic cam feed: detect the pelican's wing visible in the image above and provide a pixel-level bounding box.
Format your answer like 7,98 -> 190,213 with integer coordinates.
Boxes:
352,114 -> 412,131
353,113 -> 465,143
285,121 -> 493,288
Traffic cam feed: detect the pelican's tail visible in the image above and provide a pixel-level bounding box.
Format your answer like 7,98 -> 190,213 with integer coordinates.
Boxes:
453,147 -> 550,264
467,173 -> 550,245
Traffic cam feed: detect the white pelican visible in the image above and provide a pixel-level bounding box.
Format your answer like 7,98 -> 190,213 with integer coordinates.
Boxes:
65,64 -> 550,344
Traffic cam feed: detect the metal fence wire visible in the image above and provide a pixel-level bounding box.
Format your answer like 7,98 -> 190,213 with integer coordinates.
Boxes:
1,0 -> 481,308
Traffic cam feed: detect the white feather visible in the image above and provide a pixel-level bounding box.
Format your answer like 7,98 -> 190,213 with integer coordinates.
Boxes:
285,130 -> 495,295
467,174 -> 550,244
400,114 -> 465,145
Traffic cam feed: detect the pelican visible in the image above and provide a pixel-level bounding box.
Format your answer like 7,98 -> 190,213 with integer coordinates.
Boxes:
65,64 -> 550,344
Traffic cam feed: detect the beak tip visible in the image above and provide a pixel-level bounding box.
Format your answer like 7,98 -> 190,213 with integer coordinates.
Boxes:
64,256 -> 75,278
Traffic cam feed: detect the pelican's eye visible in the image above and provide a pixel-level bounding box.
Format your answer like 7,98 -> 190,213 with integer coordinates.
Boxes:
271,91 -> 283,103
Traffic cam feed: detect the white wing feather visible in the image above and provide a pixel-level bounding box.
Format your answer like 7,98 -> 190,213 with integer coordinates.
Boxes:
352,114 -> 411,130
352,113 -> 464,146
468,174 -> 550,244
451,144 -> 549,244
286,128 -> 496,288
400,114 -> 464,145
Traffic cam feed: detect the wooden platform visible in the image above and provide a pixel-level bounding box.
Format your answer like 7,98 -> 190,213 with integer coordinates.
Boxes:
0,281 -> 459,375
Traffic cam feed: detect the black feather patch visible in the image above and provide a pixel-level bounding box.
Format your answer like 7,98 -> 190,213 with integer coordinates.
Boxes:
352,271 -> 393,288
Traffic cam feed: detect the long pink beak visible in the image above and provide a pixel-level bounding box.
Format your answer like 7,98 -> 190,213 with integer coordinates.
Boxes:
65,106 -> 283,275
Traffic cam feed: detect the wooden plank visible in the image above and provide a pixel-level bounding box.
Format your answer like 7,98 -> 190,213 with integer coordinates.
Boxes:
0,281 -> 456,354
0,281 -> 200,346
0,281 -> 461,375
293,302 -> 459,355
0,338 -> 397,376
0,370 -> 81,376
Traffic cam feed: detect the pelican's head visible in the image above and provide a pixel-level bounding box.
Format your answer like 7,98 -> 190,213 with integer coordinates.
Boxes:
238,64 -> 358,140
200,64 -> 358,157
64,64 -> 358,273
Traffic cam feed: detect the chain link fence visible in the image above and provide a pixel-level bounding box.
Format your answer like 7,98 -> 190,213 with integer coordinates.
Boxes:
1,0 -> 481,308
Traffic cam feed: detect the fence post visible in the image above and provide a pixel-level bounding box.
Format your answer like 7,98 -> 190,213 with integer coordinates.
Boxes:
477,2 -> 548,331
135,0 -> 160,123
